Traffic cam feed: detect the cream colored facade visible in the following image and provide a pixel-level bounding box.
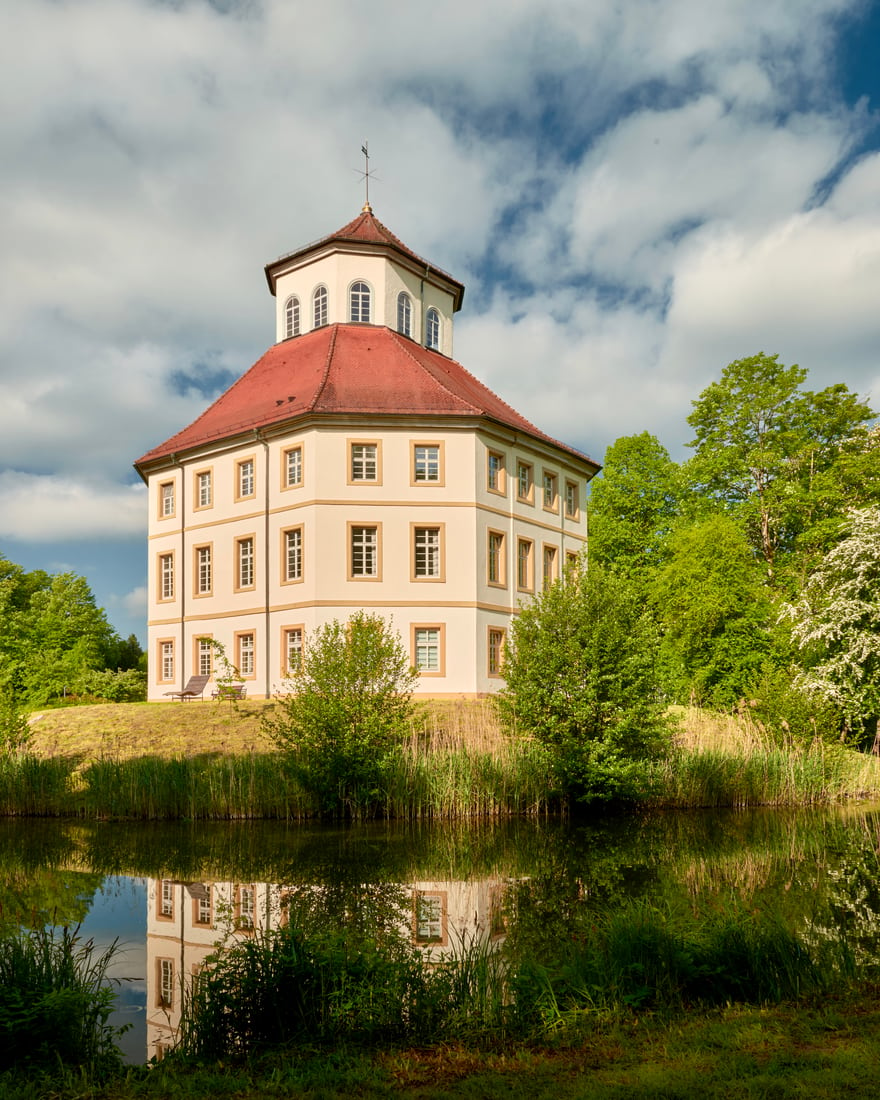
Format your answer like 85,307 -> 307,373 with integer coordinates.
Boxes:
139,209 -> 597,699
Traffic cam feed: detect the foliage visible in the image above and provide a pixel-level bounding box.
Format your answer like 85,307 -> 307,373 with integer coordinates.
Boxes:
783,507 -> 880,748
0,925 -> 123,1075
263,613 -> 418,816
650,514 -> 772,706
686,352 -> 874,572
498,564 -> 672,804
79,668 -> 147,703
587,431 -> 683,584
744,663 -> 842,746
0,693 -> 31,755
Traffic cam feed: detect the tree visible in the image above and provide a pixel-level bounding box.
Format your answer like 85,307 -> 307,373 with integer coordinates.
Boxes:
686,353 -> 874,573
587,432 -> 682,583
650,514 -> 772,707
498,564 -> 672,804
263,612 -> 418,815
783,508 -> 880,749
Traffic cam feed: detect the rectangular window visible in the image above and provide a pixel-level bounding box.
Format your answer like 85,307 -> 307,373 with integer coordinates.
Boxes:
236,885 -> 256,932
542,471 -> 558,511
566,550 -> 579,574
412,443 -> 442,484
196,470 -> 212,509
284,445 -> 303,488
350,442 -> 378,482
413,626 -> 442,673
516,461 -> 533,503
488,628 -> 505,677
413,526 -> 442,579
543,545 -> 558,587
237,537 -> 255,589
158,879 -> 174,920
350,525 -> 379,578
159,553 -> 174,601
237,457 -> 255,499
237,633 -> 255,678
283,527 -> 303,583
488,530 -> 506,586
517,538 -> 534,591
193,886 -> 212,927
413,891 -> 447,945
157,958 -> 174,1008
159,640 -> 174,682
487,450 -> 505,493
160,482 -> 175,517
196,637 -> 213,677
195,546 -> 212,595
565,480 -> 579,518
284,627 -> 303,675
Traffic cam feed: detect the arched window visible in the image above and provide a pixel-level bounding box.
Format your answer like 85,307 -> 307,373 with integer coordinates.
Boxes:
313,285 -> 328,329
284,295 -> 300,339
349,281 -> 371,323
425,307 -> 441,351
397,292 -> 412,338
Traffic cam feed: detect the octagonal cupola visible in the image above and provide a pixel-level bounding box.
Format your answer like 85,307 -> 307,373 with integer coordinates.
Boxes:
264,204 -> 465,357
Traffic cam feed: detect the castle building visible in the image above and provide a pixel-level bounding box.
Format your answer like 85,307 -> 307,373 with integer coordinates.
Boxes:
135,206 -> 599,699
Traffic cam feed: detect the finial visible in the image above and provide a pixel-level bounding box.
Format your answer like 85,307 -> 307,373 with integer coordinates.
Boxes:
360,141 -> 373,213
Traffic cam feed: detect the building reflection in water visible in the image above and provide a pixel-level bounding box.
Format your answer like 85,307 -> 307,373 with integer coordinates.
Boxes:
146,876 -> 508,1058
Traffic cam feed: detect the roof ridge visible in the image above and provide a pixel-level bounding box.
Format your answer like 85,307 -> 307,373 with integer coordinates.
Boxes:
309,324 -> 338,411
386,329 -> 482,414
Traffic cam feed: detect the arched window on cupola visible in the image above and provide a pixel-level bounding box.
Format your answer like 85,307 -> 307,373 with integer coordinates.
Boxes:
313,285 -> 328,329
349,281 -> 371,323
397,292 -> 412,338
425,307 -> 441,351
284,295 -> 300,339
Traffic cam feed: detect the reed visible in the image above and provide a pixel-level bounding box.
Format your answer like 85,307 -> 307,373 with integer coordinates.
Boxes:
0,755 -> 75,816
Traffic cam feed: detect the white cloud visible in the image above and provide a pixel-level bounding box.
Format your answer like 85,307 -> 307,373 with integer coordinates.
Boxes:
0,473 -> 146,541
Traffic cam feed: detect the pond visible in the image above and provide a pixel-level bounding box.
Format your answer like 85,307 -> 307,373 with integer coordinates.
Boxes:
2,805 -> 880,1063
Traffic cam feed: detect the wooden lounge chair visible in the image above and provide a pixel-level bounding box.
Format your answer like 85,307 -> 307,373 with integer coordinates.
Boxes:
163,674 -> 210,702
212,683 -> 247,701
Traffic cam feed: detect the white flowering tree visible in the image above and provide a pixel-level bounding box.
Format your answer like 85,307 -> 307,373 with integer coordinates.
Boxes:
784,508 -> 880,752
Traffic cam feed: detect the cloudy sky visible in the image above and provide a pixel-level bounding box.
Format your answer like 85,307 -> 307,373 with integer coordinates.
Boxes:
2,0 -> 879,643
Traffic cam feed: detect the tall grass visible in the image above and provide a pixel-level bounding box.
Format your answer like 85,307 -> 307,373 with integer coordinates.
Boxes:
0,755 -> 74,816
0,926 -> 123,1074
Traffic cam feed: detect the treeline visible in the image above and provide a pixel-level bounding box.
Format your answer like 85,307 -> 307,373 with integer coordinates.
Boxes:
585,351 -> 879,745
0,556 -> 144,706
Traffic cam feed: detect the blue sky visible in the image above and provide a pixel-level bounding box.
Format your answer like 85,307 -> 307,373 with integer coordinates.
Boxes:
1,0 -> 879,644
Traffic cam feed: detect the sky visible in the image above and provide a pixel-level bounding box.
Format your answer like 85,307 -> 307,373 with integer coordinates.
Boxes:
1,0 -> 879,644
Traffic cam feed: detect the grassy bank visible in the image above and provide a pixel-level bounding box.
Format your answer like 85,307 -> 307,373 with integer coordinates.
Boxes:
10,700 -> 880,819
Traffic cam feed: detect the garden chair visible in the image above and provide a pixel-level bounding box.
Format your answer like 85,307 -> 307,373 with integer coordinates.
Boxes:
163,674 -> 210,702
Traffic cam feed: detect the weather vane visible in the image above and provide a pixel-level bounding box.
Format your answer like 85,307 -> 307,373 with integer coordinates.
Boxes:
357,141 -> 377,213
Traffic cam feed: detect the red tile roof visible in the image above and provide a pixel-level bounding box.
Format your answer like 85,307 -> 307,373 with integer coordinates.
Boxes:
264,210 -> 465,310
135,324 -> 597,469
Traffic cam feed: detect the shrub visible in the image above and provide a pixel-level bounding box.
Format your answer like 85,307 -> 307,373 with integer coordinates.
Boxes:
263,613 -> 418,817
79,668 -> 147,703
0,693 -> 30,756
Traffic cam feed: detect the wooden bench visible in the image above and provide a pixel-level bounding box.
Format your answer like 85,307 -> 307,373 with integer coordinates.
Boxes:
212,683 -> 247,701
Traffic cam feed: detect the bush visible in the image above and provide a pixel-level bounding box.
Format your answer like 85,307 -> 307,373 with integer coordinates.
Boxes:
745,664 -> 842,745
263,613 -> 418,817
79,668 -> 147,703
0,694 -> 30,756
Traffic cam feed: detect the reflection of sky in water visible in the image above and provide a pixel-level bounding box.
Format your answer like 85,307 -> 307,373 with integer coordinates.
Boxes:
80,876 -> 147,1065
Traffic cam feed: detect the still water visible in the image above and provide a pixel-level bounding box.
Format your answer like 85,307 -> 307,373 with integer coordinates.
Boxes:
2,806 -> 879,1063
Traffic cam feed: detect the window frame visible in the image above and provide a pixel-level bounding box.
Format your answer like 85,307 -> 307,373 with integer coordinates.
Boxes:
397,291 -> 412,337
194,467 -> 213,511
281,625 -> 305,677
157,957 -> 175,1008
282,444 -> 303,489
487,627 -> 506,678
158,551 -> 174,602
194,635 -> 214,677
348,522 -> 381,581
158,481 -> 175,520
487,449 -> 506,495
235,534 -> 256,592
487,529 -> 507,588
425,307 -> 441,351
411,441 -> 444,486
157,638 -> 175,684
284,294 -> 300,339
516,460 -> 534,505
411,623 -> 445,677
156,879 -> 175,922
542,470 -> 559,513
349,280 -> 372,323
347,439 -> 382,485
236,884 -> 256,933
565,480 -> 580,520
281,525 -> 304,585
542,543 -> 558,588
192,885 -> 213,929
236,456 -> 256,502
517,537 -> 534,593
235,631 -> 256,680
193,544 -> 213,598
312,285 -> 328,328
412,889 -> 448,946
411,523 -> 445,582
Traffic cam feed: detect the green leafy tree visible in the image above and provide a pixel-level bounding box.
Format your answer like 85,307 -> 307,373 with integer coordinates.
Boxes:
783,507 -> 880,749
498,564 -> 672,804
263,612 -> 418,816
686,353 -> 874,574
650,514 -> 772,706
587,432 -> 683,584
